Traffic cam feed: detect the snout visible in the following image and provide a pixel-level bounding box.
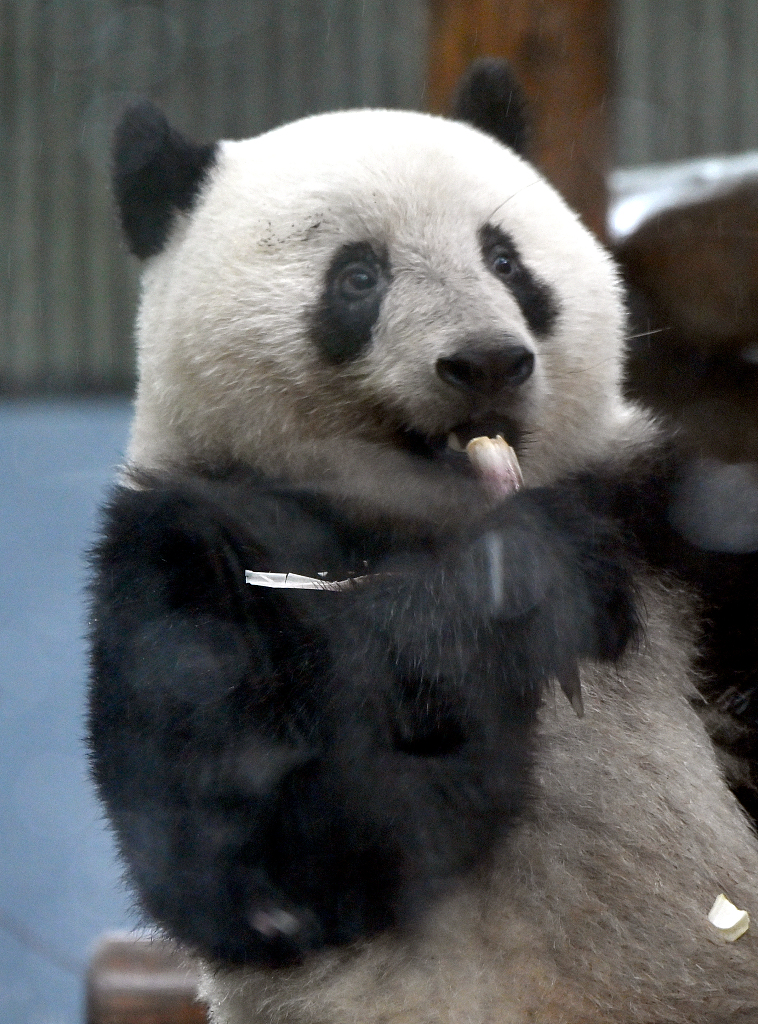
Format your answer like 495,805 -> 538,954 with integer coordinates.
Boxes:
436,337 -> 534,400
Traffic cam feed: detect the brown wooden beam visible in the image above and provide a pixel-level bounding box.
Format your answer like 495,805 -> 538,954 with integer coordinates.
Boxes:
86,933 -> 208,1024
427,0 -> 611,240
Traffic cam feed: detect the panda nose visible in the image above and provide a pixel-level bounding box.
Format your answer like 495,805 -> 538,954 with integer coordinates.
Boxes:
436,342 -> 534,398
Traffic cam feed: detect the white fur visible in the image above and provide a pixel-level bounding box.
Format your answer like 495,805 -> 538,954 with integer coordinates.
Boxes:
127,109 -> 631,500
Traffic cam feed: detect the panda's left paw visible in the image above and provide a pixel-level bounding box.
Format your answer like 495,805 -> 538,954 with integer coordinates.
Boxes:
185,868 -> 324,967
260,758 -> 401,951
253,725 -> 530,960
242,895 -> 323,966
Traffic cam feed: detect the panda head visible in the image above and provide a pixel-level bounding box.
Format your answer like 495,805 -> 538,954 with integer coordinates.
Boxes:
117,61 -> 632,519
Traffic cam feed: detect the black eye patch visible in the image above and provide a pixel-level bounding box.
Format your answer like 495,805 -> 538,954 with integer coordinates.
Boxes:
479,223 -> 559,337
309,241 -> 391,364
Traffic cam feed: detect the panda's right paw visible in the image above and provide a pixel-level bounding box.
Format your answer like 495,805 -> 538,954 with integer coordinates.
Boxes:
472,485 -> 642,667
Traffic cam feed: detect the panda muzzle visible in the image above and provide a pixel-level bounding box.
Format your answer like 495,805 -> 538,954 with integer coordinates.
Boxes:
435,342 -> 535,399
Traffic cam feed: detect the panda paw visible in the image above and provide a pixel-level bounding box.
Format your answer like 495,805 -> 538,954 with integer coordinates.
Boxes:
475,484 -> 642,666
181,875 -> 324,967
196,734 -> 525,966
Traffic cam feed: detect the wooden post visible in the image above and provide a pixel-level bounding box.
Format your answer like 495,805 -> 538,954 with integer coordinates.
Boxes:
427,0 -> 611,240
86,933 -> 208,1024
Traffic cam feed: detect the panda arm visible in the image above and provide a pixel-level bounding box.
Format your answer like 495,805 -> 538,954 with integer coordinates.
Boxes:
88,481 -> 318,965
573,440 -> 758,813
88,472 -> 639,966
90,478 -> 532,965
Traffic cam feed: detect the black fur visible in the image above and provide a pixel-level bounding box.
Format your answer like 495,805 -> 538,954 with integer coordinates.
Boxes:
479,224 -> 560,337
309,241 -> 392,363
87,465 -> 642,967
113,102 -> 217,259
693,550 -> 758,820
452,58 -> 531,157
565,444 -> 758,821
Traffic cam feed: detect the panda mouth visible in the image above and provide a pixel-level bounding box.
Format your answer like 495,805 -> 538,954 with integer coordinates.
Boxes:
396,418 -> 522,466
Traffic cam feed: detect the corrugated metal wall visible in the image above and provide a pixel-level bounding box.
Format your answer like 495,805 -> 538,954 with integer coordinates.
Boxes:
615,0 -> 758,167
1,0 -> 428,393
5,1 -> 758,392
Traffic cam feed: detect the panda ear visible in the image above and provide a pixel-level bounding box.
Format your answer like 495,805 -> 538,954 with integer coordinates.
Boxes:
451,58 -> 531,158
113,102 -> 218,259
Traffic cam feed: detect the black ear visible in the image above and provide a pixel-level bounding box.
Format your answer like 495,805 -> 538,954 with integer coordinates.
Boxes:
113,102 -> 218,259
451,59 -> 530,157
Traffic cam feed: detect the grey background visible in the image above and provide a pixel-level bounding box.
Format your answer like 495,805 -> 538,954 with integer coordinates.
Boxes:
1,0 -> 429,394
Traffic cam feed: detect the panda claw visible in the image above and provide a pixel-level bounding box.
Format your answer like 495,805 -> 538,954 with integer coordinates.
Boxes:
246,903 -> 323,963
557,665 -> 584,718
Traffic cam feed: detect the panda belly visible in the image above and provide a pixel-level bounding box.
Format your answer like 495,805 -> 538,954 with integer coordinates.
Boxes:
199,582 -> 758,1024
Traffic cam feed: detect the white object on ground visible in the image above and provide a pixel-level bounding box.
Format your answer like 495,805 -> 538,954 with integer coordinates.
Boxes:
707,894 -> 750,941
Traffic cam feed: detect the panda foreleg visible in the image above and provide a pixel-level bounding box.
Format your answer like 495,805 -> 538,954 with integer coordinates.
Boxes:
88,479 -> 523,964
87,473 -> 641,967
88,481 -> 332,964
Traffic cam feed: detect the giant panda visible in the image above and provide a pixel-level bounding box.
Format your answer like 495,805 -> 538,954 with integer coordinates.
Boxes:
88,61 -> 758,1023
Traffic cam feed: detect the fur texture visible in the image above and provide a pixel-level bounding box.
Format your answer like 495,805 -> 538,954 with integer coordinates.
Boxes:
88,61 -> 758,1023
199,583 -> 758,1024
89,465 -> 639,965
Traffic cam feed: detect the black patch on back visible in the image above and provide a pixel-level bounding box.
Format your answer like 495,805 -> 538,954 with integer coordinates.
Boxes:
479,223 -> 559,336
113,101 -> 218,259
452,59 -> 531,157
309,241 -> 391,364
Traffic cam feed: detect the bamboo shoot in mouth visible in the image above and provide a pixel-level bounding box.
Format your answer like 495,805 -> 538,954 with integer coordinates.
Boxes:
465,435 -> 523,500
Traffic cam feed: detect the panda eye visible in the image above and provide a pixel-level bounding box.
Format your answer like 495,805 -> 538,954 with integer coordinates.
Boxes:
336,262 -> 379,301
491,251 -> 515,278
312,240 -> 390,363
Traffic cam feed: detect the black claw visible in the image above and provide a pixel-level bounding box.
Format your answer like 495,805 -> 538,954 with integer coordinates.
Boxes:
557,664 -> 584,718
